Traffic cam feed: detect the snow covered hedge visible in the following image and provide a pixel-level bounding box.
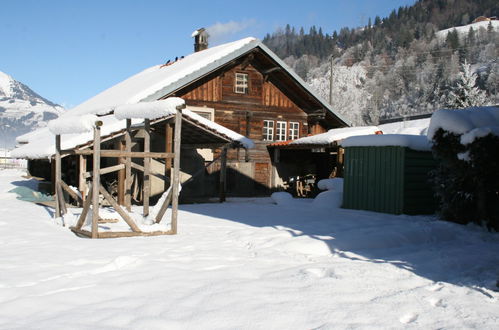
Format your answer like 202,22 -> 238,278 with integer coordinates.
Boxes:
429,107 -> 499,231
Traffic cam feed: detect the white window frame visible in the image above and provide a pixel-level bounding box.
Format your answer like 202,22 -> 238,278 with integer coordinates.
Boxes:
289,122 -> 299,140
235,72 -> 249,94
276,121 -> 287,141
263,120 -> 274,141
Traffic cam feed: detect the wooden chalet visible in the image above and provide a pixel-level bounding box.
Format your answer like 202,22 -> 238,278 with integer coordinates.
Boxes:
14,31 -> 350,202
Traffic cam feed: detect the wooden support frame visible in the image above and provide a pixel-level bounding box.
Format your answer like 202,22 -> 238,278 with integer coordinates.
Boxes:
59,102 -> 186,239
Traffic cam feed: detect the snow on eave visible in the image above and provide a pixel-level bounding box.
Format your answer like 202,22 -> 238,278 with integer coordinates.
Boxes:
427,106 -> 499,140
182,109 -> 254,149
341,134 -> 432,151
289,126 -> 380,146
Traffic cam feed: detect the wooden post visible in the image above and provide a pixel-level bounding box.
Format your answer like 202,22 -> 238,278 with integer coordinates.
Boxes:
143,119 -> 150,217
219,147 -> 227,203
91,122 -> 102,239
171,104 -> 184,234
125,119 -> 132,211
118,140 -> 125,205
165,122 -> 173,190
78,155 -> 87,202
55,134 -> 62,218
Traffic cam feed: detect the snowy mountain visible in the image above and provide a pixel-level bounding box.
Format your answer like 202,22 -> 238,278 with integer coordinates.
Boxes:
0,71 -> 64,149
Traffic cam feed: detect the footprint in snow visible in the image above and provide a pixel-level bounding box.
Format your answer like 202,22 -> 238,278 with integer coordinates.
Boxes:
428,297 -> 446,307
303,267 -> 337,279
399,312 -> 418,324
427,282 -> 444,292
90,256 -> 141,274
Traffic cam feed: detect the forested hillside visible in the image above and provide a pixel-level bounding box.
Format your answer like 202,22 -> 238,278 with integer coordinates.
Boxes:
263,0 -> 498,125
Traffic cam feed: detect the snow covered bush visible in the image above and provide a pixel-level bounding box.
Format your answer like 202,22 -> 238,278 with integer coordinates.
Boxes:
430,108 -> 499,230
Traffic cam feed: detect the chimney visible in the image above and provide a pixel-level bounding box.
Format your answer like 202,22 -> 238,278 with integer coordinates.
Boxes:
192,28 -> 209,52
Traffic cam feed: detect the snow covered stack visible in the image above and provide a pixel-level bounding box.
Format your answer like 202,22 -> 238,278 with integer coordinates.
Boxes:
428,106 -> 499,230
312,178 -> 343,209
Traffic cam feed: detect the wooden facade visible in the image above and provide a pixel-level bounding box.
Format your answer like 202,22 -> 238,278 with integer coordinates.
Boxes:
159,50 -> 345,195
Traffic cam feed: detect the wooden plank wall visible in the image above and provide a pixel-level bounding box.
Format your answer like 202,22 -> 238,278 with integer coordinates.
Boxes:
177,62 -> 324,191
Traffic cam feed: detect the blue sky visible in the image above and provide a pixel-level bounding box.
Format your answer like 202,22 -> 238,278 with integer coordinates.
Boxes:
0,0 -> 416,108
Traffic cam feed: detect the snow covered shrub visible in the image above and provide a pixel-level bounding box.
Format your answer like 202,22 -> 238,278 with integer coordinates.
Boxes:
431,128 -> 499,230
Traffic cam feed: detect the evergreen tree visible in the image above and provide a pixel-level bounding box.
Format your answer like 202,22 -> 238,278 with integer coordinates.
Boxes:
445,61 -> 487,108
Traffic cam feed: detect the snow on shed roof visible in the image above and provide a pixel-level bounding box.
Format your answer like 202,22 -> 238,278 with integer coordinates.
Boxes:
288,126 -> 380,146
341,134 -> 432,151
427,106 -> 499,140
12,100 -> 254,159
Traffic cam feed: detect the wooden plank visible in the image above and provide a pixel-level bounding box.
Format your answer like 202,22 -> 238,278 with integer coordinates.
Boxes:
74,185 -> 93,230
70,227 -> 92,238
99,184 -> 141,233
55,134 -> 62,218
62,149 -> 174,158
56,183 -> 67,216
92,125 -> 101,239
84,163 -> 125,178
125,119 -> 132,212
60,180 -> 83,206
154,188 -> 173,224
165,122 -> 173,190
143,119 -> 150,217
171,104 -> 184,234
118,140 -> 125,205
78,155 -> 87,202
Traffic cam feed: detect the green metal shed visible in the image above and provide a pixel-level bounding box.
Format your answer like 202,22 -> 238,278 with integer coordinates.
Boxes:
341,135 -> 436,215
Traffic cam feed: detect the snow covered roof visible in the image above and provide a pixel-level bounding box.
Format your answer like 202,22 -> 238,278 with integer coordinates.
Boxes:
14,36 -> 348,158
378,118 -> 430,136
427,106 -> 499,140
288,126 -> 380,146
12,99 -> 254,159
341,134 -> 432,151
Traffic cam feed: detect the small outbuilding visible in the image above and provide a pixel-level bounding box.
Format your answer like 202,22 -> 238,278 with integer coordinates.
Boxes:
340,134 -> 436,215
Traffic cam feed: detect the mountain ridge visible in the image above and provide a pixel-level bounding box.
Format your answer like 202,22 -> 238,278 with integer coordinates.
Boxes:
0,71 -> 64,149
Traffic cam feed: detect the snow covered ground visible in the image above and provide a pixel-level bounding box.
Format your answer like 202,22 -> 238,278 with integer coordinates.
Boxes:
1,169 -> 498,329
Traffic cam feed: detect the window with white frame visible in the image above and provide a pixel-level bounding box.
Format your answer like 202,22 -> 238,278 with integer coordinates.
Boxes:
263,120 -> 274,141
235,73 -> 249,94
289,122 -> 299,140
276,121 -> 287,141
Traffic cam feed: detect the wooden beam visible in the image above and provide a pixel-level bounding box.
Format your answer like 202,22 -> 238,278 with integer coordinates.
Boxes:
84,163 -> 125,179
60,180 -> 83,206
78,155 -> 87,202
55,134 -> 62,218
91,124 -> 101,239
165,122 -> 173,191
125,119 -> 132,212
99,184 -> 141,233
61,149 -> 174,158
74,184 -> 93,230
143,119 -> 151,217
118,140 -> 125,205
154,188 -> 173,224
171,104 -> 184,234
